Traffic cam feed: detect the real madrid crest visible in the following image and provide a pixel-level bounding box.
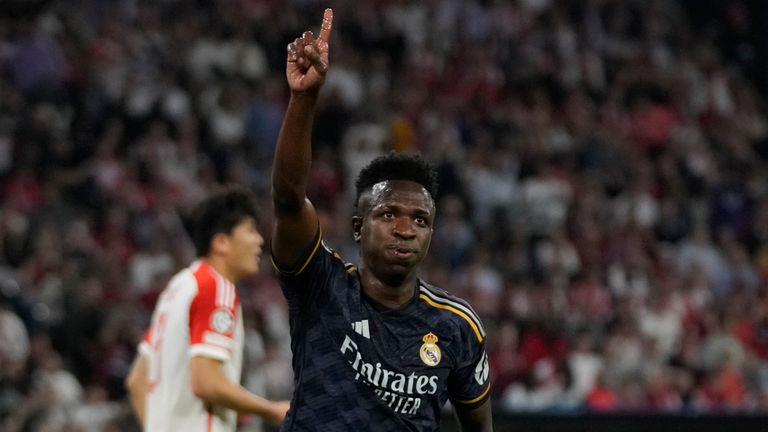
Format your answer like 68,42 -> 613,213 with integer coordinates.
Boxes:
419,332 -> 441,367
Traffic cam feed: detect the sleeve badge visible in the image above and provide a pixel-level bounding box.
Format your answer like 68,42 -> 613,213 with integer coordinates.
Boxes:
210,308 -> 235,334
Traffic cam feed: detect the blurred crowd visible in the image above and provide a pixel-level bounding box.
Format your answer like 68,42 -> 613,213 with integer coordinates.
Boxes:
2,0 -> 768,430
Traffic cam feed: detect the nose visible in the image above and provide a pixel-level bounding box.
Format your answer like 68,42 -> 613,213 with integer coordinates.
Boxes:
255,231 -> 264,246
393,216 -> 416,239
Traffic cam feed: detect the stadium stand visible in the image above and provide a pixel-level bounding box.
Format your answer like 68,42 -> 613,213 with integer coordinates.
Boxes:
2,0 -> 768,430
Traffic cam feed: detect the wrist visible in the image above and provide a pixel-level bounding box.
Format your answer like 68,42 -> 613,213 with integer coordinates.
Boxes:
291,88 -> 321,100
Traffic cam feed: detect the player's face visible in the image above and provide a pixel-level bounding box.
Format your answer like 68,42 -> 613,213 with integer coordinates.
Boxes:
355,180 -> 434,283
225,217 -> 264,280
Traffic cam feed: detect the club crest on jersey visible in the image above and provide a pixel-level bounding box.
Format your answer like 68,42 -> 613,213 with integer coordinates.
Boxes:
211,308 -> 234,334
419,332 -> 441,367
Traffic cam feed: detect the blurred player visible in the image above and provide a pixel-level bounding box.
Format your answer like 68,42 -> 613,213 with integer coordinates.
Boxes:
125,189 -> 289,431
271,9 -> 493,431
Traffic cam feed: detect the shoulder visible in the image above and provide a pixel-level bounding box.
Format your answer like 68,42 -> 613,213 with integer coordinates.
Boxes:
154,266 -> 198,307
190,261 -> 215,290
191,261 -> 237,304
161,261 -> 236,309
324,241 -> 358,273
417,282 -> 486,344
167,266 -> 196,290
308,239 -> 358,275
162,262 -> 213,297
274,234 -> 356,278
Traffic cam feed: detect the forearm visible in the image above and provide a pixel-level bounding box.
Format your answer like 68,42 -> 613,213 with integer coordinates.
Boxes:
272,91 -> 319,212
125,355 -> 149,427
196,378 -> 275,417
271,8 -> 331,267
128,389 -> 147,427
190,356 -> 284,423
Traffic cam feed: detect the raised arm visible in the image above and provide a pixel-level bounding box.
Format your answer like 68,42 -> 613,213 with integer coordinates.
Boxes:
271,9 -> 334,270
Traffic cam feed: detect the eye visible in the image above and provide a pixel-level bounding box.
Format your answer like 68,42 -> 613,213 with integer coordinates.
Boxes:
415,216 -> 426,225
383,211 -> 394,219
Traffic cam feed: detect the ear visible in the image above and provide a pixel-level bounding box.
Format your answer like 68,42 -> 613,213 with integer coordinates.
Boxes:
210,232 -> 230,255
352,216 -> 362,242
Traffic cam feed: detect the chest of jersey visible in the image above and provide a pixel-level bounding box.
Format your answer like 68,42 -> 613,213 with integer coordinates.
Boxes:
321,281 -> 457,417
339,326 -> 451,415
280,246 -> 490,431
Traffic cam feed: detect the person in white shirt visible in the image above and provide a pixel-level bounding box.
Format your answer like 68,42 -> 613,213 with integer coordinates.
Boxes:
125,188 -> 289,431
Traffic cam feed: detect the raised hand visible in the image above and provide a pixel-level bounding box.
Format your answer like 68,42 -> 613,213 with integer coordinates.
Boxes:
286,8 -> 333,93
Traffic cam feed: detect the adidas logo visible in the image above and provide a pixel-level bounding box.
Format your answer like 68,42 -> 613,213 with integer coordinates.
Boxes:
351,319 -> 370,339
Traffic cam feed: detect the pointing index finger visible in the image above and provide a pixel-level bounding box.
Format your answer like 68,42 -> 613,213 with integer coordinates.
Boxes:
319,8 -> 333,43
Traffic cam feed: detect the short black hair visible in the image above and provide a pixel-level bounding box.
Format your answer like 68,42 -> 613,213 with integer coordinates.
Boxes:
191,188 -> 259,257
354,152 -> 438,208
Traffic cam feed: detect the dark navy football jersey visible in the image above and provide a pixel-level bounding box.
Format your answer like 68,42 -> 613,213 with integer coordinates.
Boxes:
274,232 -> 491,432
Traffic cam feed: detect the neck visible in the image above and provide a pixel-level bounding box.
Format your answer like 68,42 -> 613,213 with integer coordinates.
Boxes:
359,267 -> 417,309
203,256 -> 238,284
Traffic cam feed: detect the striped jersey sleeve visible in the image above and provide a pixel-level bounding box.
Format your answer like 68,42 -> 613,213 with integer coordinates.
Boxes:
188,263 -> 239,361
420,284 -> 491,407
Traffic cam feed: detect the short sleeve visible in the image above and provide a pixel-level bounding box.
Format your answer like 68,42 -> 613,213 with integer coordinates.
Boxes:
272,227 -> 324,278
448,339 -> 491,408
188,270 -> 238,362
273,228 -> 348,306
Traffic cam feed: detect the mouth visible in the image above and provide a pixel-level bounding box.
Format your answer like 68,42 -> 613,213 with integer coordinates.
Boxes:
388,245 -> 418,260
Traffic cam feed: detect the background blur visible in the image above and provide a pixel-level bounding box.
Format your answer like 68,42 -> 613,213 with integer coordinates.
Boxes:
2,0 -> 768,431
